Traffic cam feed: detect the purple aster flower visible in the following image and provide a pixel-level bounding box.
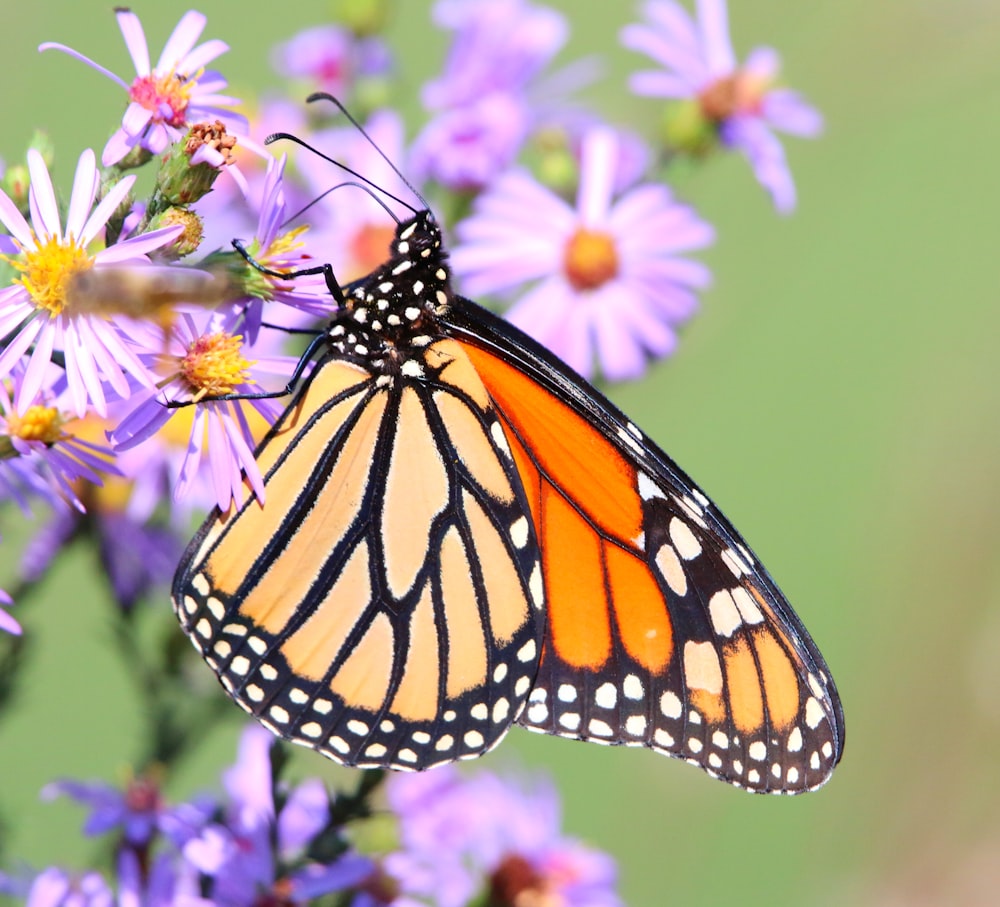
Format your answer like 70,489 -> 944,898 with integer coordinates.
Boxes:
621,0 -> 823,213
110,311 -> 295,509
451,127 -> 714,381
0,363 -> 119,511
20,867 -> 114,907
111,310 -> 298,510
411,0 -> 569,191
423,0 -> 567,109
40,9 -> 246,166
116,850 -> 202,907
271,24 -> 392,97
385,766 -> 622,907
42,771 -> 202,848
233,154 -> 335,343
184,724 -> 375,906
0,149 -> 182,417
0,588 -> 18,636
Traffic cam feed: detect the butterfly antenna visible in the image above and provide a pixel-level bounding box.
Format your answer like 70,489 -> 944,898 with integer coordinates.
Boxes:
266,130 -> 417,216
283,181 -> 402,231
305,91 -> 431,213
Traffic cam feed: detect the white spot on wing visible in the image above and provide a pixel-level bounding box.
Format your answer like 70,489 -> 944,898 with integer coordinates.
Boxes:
708,589 -> 742,637
637,472 -> 665,501
670,518 -> 702,559
594,683 -> 617,710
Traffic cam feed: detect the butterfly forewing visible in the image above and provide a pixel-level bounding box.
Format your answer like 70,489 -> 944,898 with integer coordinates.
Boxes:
173,322 -> 545,771
451,303 -> 844,793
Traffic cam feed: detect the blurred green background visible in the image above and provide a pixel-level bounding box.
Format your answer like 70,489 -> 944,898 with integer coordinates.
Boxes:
2,1 -> 1000,905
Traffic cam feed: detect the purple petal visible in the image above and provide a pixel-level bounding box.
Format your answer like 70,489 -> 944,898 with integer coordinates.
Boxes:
0,604 -> 20,636
576,128 -> 618,225
102,131 -> 137,168
724,116 -> 797,213
38,42 -> 132,90
157,10 -> 207,72
222,724 -> 275,828
16,318 -> 55,412
0,186 -> 35,249
95,224 -> 182,262
0,318 -> 44,384
65,150 -> 99,242
290,855 -> 375,901
763,89 -> 824,137
121,101 -> 155,136
26,150 -> 60,240
278,778 -> 329,855
183,825 -> 233,874
180,38 -> 229,74
697,0 -> 736,75
628,69 -> 700,98
80,175 -> 135,246
744,45 -> 781,81
116,8 -> 150,76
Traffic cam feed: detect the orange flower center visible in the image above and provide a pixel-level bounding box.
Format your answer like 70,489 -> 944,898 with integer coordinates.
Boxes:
489,854 -> 559,907
348,223 -> 397,282
563,227 -> 619,291
699,69 -> 771,122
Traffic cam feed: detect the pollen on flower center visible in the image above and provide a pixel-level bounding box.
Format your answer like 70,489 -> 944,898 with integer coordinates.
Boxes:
490,853 -> 556,907
563,227 -> 619,291
129,72 -> 191,126
179,332 -> 254,401
9,235 -> 93,316
6,405 -> 68,444
699,70 -> 769,121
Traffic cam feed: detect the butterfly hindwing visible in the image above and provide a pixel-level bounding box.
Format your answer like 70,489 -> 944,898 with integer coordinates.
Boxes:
450,301 -> 844,793
173,333 -> 545,770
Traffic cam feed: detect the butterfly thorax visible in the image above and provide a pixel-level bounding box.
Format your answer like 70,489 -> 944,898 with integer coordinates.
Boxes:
328,212 -> 455,377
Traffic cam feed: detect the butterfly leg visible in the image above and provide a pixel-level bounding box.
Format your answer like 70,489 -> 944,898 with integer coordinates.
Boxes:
232,239 -> 345,306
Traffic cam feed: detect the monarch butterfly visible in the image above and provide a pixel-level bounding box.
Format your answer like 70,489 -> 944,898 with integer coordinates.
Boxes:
172,103 -> 844,794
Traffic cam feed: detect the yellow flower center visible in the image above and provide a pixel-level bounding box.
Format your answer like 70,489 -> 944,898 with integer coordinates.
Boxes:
243,226 -> 310,301
6,235 -> 93,316
129,72 -> 192,127
178,332 -> 254,401
563,227 -> 619,291
6,405 -> 68,444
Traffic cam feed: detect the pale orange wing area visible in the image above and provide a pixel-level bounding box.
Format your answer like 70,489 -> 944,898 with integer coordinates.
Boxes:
462,341 -> 842,793
173,342 -> 545,773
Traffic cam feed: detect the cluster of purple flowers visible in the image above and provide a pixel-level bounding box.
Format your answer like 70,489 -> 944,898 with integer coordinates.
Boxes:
0,0 -> 820,629
0,725 -> 621,907
0,1 -> 822,903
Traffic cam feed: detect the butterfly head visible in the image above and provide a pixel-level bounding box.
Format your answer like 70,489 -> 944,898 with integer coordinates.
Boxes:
332,211 -> 456,373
